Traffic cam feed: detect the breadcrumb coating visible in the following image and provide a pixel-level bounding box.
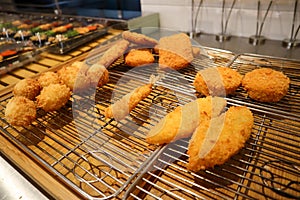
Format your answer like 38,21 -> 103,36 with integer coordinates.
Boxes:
193,67 -> 242,96
187,106 -> 254,171
146,96 -> 227,145
122,31 -> 158,47
242,68 -> 290,102
125,49 -> 155,67
5,96 -> 36,126
36,84 -> 71,112
38,71 -> 61,88
86,64 -> 109,87
13,78 -> 41,100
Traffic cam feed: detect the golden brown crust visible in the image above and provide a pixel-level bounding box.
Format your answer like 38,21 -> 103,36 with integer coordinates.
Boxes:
187,106 -> 254,171
242,68 -> 290,102
192,47 -> 201,57
5,96 -> 36,126
13,78 -> 41,100
157,33 -> 194,70
122,31 -> 158,47
98,39 -> 130,67
86,64 -> 109,87
146,96 -> 227,145
38,71 -> 61,88
193,67 -> 242,96
125,49 -> 155,67
36,84 -> 71,112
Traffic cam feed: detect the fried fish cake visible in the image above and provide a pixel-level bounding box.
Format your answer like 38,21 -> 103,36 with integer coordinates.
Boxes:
36,84 -> 71,112
13,78 -> 41,100
187,106 -> 254,171
157,33 -> 194,70
38,71 -> 61,88
122,31 -> 158,47
242,68 -> 290,102
125,49 -> 155,67
5,96 -> 36,126
193,67 -> 242,97
98,39 -> 130,67
146,96 -> 227,145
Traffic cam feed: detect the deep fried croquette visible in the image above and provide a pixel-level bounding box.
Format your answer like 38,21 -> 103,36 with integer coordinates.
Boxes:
146,96 -> 227,145
242,68 -> 290,102
38,71 -> 60,88
157,33 -> 194,70
193,67 -> 242,97
86,64 -> 109,87
98,39 -> 130,67
125,49 -> 155,67
5,96 -> 36,126
36,84 -> 71,112
104,75 -> 158,121
122,31 -> 158,47
13,78 -> 41,100
187,106 -> 254,171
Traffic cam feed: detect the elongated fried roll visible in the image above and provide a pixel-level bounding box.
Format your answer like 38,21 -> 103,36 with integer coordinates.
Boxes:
187,106 -> 254,171
104,75 -> 158,121
146,96 -> 227,145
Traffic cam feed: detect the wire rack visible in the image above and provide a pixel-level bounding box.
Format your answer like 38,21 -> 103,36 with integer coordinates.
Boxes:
0,44 -> 299,200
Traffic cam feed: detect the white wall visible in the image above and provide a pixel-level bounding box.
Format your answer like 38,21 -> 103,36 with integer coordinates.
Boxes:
141,0 -> 299,40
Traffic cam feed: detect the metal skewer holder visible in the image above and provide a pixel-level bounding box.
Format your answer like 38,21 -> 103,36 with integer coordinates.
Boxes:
249,0 -> 273,46
190,0 -> 204,38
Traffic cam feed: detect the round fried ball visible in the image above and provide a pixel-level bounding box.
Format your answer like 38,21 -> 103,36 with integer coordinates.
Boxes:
242,68 -> 290,102
13,78 -> 41,100
36,84 -> 71,112
193,67 -> 242,96
5,96 -> 36,126
38,71 -> 60,88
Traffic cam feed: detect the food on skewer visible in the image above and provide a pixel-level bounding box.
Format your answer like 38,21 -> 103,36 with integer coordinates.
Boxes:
187,106 -> 254,171
157,33 -> 194,70
242,68 -> 290,102
98,39 -> 130,67
13,78 -> 41,100
122,30 -> 158,47
36,83 -> 71,112
104,75 -> 158,121
5,96 -> 37,126
193,66 -> 243,97
146,96 -> 227,145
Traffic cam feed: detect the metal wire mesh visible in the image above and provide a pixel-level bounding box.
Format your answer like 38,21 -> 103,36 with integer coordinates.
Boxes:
0,46 -> 299,200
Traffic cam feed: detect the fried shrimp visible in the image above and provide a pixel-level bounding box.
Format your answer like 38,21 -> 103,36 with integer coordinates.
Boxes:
5,96 -> 36,126
122,31 -> 158,47
13,78 -> 41,100
187,106 -> 254,171
193,66 -> 242,97
146,96 -> 227,145
38,71 -> 61,88
36,84 -> 71,112
104,75 -> 158,121
242,68 -> 290,102
98,39 -> 130,67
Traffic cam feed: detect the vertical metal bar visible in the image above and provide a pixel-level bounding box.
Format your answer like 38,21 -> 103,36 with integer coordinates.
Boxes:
224,0 -> 237,34
291,0 -> 299,40
256,0 -> 260,36
221,0 -> 226,34
258,0 -> 273,37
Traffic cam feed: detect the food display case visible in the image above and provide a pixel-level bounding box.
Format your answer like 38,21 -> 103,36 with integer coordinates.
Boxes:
0,1 -> 299,200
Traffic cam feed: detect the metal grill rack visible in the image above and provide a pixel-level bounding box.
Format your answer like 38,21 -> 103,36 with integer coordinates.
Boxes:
0,42 -> 299,199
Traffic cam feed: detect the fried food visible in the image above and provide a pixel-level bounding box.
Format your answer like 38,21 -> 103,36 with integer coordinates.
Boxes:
122,31 -> 158,47
125,49 -> 155,67
13,78 -> 41,100
242,68 -> 290,102
98,39 -> 130,67
86,64 -> 109,87
36,84 -> 71,112
146,96 -> 227,145
58,61 -> 89,91
104,75 -> 158,121
5,96 -> 36,126
38,71 -> 61,88
187,106 -> 253,171
193,66 -> 242,97
157,33 -> 194,70
192,47 -> 201,57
